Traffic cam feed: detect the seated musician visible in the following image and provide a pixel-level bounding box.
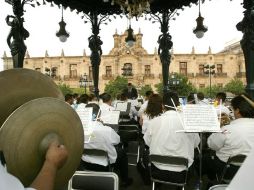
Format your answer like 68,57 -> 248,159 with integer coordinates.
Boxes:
80,103 -> 133,187
203,94 -> 254,183
0,142 -> 68,190
99,93 -> 115,117
214,92 -> 231,116
144,92 -> 200,182
139,94 -> 163,134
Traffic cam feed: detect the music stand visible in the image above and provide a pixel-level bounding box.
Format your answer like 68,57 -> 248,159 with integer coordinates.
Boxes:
176,104 -> 222,190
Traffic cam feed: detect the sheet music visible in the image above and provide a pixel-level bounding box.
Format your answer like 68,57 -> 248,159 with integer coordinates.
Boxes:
115,102 -> 128,112
100,111 -> 120,125
76,107 -> 93,127
181,104 -> 221,132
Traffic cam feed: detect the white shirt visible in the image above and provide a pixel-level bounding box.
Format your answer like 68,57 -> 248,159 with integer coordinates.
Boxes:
141,114 -> 152,134
0,163 -> 35,190
215,104 -> 231,116
138,100 -> 148,117
208,118 -> 254,162
144,111 -> 200,172
82,121 -> 120,166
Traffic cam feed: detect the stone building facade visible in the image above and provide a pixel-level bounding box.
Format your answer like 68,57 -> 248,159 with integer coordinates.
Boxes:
2,30 -> 246,92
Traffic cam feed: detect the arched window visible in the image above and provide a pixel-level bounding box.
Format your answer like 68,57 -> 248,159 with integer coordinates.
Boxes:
122,63 -> 133,76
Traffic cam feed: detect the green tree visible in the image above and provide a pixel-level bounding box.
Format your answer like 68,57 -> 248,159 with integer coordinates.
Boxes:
224,78 -> 245,95
155,73 -> 196,96
58,83 -> 73,95
155,83 -> 163,96
198,84 -> 224,98
104,76 -> 128,99
173,73 -> 197,96
139,85 -> 153,97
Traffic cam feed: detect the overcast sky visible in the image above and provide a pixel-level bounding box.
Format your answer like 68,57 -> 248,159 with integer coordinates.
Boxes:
0,0 -> 244,71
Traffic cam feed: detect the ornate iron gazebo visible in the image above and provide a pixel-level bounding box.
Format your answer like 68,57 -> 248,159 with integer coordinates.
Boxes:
5,0 -> 254,99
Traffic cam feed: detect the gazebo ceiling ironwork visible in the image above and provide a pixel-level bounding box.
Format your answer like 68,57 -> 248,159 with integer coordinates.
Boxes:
4,0 -> 254,99
45,0 -> 202,15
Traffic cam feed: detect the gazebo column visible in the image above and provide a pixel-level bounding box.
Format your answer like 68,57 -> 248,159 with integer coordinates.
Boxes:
237,0 -> 254,99
157,10 -> 173,95
5,0 -> 29,68
87,11 -> 103,98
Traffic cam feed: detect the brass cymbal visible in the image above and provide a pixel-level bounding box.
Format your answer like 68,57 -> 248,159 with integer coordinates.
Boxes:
0,68 -> 64,127
0,97 -> 84,189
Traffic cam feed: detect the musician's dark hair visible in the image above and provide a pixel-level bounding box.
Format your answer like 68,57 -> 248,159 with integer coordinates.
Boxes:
101,93 -> 112,103
65,93 -> 73,102
78,94 -> 89,104
187,92 -> 196,104
216,92 -> 227,102
145,94 -> 163,119
231,94 -> 254,118
163,91 -> 179,111
145,90 -> 154,97
86,103 -> 100,117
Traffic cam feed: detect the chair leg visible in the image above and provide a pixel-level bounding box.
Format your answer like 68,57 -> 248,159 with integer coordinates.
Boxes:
152,182 -> 155,190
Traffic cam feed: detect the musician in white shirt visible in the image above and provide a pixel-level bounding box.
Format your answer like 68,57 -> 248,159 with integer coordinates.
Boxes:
144,92 -> 200,181
81,103 -> 133,187
214,92 -> 231,116
140,94 -> 162,134
204,94 -> 254,182
99,93 -> 115,118
138,90 -> 153,117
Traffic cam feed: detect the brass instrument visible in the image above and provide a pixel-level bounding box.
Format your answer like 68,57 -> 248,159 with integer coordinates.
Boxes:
219,113 -> 231,127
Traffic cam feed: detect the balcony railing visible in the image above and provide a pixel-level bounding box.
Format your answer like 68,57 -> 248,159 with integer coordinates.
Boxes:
187,73 -> 194,78
63,75 -> 80,81
215,73 -> 227,77
236,72 -> 246,78
195,73 -> 209,77
102,74 -> 114,80
144,74 -> 155,79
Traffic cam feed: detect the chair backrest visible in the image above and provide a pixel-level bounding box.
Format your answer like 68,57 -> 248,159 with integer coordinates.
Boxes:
118,124 -> 140,143
83,148 -> 111,170
150,155 -> 188,169
149,154 -> 188,187
208,184 -> 228,190
220,154 -> 246,183
68,171 -> 119,190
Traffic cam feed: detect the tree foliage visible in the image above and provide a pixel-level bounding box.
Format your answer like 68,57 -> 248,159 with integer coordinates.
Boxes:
155,73 -> 196,96
138,85 -> 153,97
198,85 -> 224,98
58,83 -> 73,95
104,76 -> 128,99
224,78 -> 245,95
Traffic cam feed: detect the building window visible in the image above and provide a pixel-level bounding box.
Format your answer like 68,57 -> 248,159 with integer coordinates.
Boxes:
179,62 -> 187,75
122,63 -> 133,76
217,64 -> 223,73
199,84 -> 205,88
35,68 -> 41,72
199,64 -> 204,74
51,67 -> 57,77
106,66 -> 112,77
70,64 -> 77,78
238,64 -> 241,72
89,66 -> 93,79
144,65 -> 151,76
